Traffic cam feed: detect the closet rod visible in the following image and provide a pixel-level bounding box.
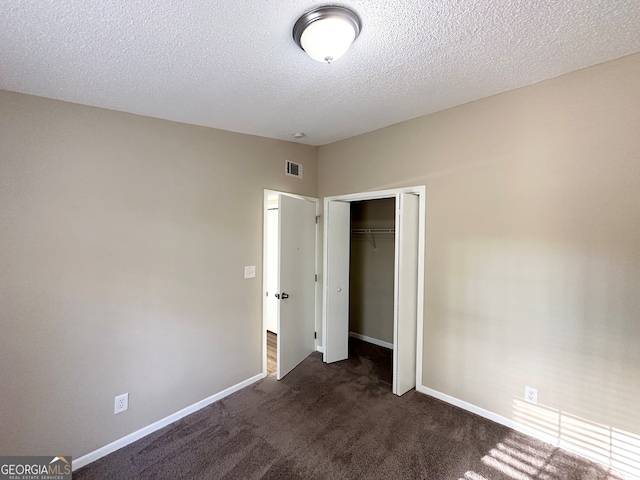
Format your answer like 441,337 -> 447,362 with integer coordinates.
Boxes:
351,228 -> 395,234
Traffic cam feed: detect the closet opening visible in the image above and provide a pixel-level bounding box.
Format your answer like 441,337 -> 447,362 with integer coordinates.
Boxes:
348,198 -> 396,386
323,185 -> 424,396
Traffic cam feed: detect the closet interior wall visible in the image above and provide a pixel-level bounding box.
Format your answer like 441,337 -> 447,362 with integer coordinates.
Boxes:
349,198 -> 396,346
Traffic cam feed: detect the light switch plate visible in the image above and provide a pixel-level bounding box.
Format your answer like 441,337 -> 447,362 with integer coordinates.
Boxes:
244,266 -> 256,279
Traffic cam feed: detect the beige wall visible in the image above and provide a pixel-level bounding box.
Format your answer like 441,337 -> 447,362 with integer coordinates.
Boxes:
319,52 -> 640,446
0,90 -> 317,458
349,198 -> 395,344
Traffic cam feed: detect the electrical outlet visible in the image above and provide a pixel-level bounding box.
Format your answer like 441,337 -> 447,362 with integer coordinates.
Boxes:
524,386 -> 538,405
114,393 -> 128,414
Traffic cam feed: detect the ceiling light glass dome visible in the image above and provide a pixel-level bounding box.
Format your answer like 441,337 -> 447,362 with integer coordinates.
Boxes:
293,6 -> 362,63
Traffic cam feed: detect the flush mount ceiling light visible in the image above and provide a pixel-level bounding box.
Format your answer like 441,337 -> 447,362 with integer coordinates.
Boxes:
293,6 -> 362,63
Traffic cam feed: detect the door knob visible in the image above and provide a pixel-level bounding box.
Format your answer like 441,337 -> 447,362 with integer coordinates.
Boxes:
281,292 -> 290,299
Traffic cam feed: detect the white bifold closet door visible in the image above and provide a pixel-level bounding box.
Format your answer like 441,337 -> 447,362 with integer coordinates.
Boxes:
277,194 -> 316,380
392,193 -> 419,396
324,200 -> 351,363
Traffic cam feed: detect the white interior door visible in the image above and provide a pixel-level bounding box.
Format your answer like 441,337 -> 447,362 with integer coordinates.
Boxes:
324,200 -> 351,363
266,208 -> 279,333
277,195 -> 316,379
393,193 -> 420,396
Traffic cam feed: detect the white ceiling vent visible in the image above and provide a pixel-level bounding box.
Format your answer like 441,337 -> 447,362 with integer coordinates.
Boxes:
285,160 -> 303,179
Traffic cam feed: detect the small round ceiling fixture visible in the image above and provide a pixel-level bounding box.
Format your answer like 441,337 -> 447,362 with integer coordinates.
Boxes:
292,132 -> 306,139
293,6 -> 362,64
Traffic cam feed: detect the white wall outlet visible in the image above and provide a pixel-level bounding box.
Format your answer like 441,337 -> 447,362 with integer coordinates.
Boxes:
244,265 -> 256,279
524,386 -> 538,404
114,393 -> 128,414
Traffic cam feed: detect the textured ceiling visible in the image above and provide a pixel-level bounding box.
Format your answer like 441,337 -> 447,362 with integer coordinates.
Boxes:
2,0 -> 640,146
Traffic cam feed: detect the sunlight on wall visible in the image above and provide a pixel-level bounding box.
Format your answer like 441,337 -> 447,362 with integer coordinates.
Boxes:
437,236 -> 640,480
513,399 -> 640,478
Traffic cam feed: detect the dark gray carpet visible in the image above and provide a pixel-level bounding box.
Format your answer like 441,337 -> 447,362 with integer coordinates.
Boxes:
75,339 -> 630,479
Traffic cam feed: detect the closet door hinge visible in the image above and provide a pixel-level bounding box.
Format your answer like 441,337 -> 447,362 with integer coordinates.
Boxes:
316,215 -> 320,224
315,274 -> 318,282
314,332 -> 317,339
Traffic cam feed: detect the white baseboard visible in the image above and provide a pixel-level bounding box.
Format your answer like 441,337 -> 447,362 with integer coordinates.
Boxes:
416,385 -> 637,478
316,345 -> 325,354
349,332 -> 393,350
72,373 -> 264,471
416,385 -> 560,446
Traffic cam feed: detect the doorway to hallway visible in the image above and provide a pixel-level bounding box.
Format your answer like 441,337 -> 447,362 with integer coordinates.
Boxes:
262,190 -> 320,380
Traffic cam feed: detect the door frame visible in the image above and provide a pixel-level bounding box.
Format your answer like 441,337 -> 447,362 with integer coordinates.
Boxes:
322,185 -> 426,390
262,189 -> 320,377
